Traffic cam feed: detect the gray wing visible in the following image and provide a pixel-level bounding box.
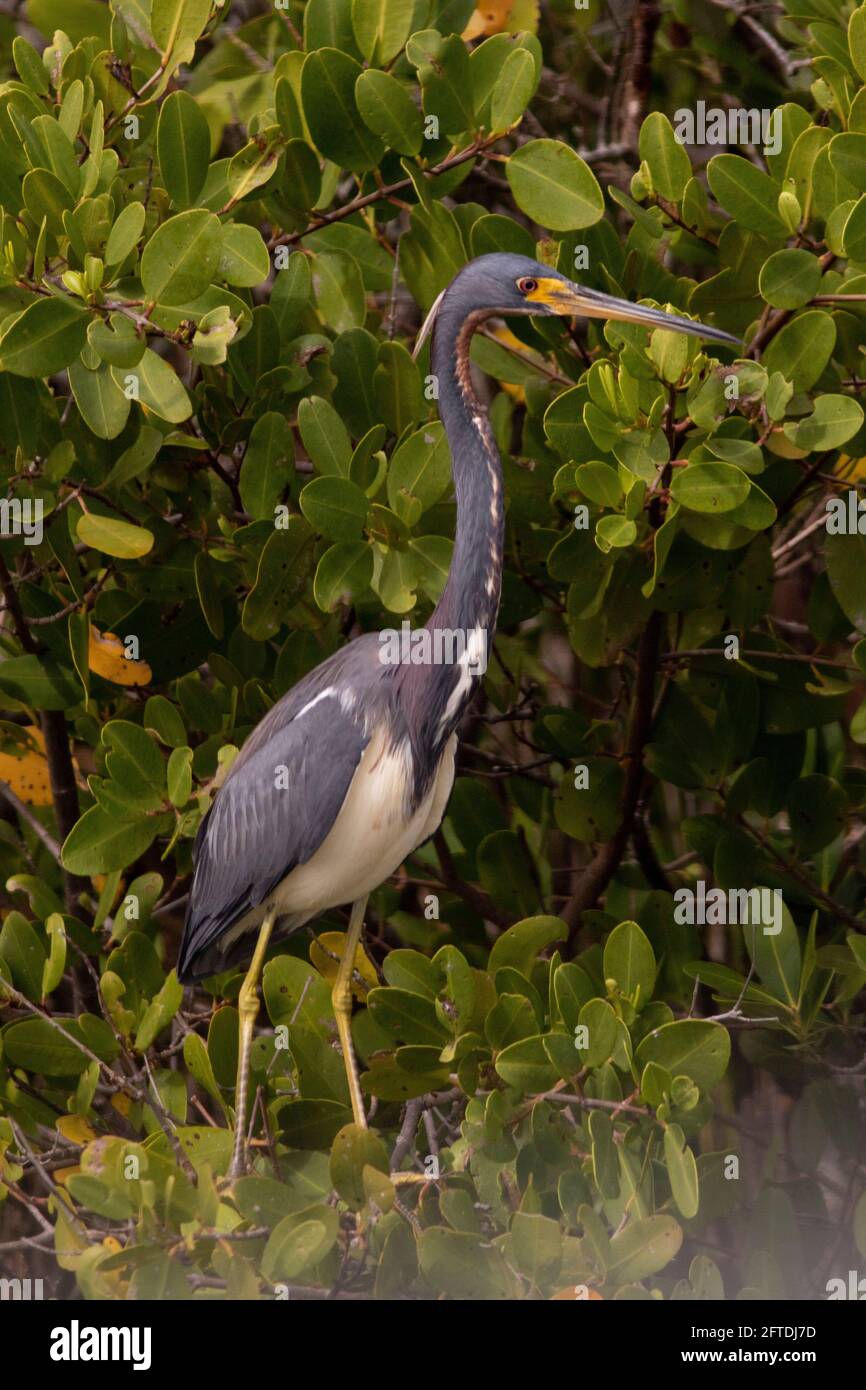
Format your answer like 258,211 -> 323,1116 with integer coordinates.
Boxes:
178,637 -> 384,981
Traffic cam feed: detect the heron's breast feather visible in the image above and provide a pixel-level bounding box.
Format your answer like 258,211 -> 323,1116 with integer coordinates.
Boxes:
267,726 -> 457,917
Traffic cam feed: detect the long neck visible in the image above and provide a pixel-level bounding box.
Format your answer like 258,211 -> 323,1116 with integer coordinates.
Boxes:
429,304 -> 504,639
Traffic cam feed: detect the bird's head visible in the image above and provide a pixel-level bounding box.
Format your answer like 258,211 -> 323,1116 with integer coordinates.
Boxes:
416,252 -> 739,354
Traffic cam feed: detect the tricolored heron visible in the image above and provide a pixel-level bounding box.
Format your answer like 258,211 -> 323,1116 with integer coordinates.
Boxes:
177,253 -> 737,1177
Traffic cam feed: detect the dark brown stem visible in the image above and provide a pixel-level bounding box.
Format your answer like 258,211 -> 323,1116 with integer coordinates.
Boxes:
617,1 -> 662,150
433,830 -> 511,931
563,610 -> 662,944
267,136 -> 502,251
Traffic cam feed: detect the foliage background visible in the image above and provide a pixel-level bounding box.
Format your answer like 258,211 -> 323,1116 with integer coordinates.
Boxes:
1,0 -> 866,1301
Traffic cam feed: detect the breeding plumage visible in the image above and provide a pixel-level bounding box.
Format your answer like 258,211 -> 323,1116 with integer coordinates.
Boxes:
178,253 -> 737,1176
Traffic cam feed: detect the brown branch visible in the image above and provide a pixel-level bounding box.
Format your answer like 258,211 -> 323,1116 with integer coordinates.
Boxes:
616,1 -> 662,151
563,610 -> 663,944
267,136 -> 502,251
432,830 -> 511,930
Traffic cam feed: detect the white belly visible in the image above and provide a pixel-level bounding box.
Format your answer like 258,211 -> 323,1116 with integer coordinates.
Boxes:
215,729 -> 457,962
272,727 -> 456,916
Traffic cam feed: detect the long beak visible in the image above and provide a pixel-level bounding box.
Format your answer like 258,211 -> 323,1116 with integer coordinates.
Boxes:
529,278 -> 739,346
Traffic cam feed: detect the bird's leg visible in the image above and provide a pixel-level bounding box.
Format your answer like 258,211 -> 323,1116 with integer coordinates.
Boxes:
333,895 -> 369,1129
228,909 -> 276,1180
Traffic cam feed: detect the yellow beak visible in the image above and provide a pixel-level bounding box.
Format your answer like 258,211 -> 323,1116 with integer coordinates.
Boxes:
526,276 -> 739,346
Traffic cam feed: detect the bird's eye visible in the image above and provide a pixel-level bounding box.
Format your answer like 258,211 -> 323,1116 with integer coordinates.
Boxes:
517,277 -> 538,295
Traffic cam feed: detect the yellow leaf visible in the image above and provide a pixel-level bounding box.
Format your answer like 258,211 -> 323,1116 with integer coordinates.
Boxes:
310,930 -> 378,1000
0,724 -> 52,806
56,1114 -> 97,1145
88,627 -> 152,686
463,0 -> 538,39
463,0 -> 514,39
837,454 -> 866,481
111,1092 -> 132,1118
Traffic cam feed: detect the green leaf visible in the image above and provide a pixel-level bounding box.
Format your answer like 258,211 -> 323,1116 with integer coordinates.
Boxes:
555,757 -> 624,841
759,249 -> 823,309
104,425 -> 163,489
742,890 -> 802,1007
510,1211 -> 562,1282
313,541 -> 373,611
76,513 -> 154,560
135,970 -> 183,1051
298,395 -> 352,476
595,514 -> 636,551
351,0 -> 414,65
0,655 -> 79,710
217,223 -> 270,288
495,1033 -> 561,1091
485,993 -> 537,1050
764,310 -> 836,392
607,1216 -> 683,1283
140,209 -> 222,306
367,986 -> 447,1046
166,746 -> 193,807
150,0 -> 212,57
826,530 -> 866,632
300,475 -> 369,541
112,349 -> 192,423
355,69 -> 423,155
262,1207 -> 339,1280
639,112 -> 692,202
706,154 -> 788,237
506,140 -> 604,232
670,462 -> 751,514
242,520 -> 315,640
3,1018 -> 92,1076
0,297 -> 88,377
105,202 -> 146,268
311,249 -> 366,333
386,423 -> 452,517
783,395 -> 864,451
490,48 -> 537,133
68,360 -> 131,441
634,1020 -> 730,1092
62,806 -> 164,875
488,916 -> 567,976
788,774 -> 847,854
663,1124 -> 700,1219
41,914 -> 67,999
0,912 -> 46,1002
239,412 -> 294,520
574,998 -> 618,1067
302,48 -> 384,173
157,90 -> 210,209
603,920 -> 656,1003
419,33 -> 474,136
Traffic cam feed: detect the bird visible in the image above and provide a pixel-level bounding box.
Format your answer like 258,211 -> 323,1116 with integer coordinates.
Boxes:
177,252 -> 738,1177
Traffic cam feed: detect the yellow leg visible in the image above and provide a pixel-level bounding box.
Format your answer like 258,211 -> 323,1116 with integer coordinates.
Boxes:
228,910 -> 276,1180
333,896 -> 368,1129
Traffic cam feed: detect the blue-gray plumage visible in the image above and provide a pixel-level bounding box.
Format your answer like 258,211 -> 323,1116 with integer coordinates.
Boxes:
178,253 -> 737,1173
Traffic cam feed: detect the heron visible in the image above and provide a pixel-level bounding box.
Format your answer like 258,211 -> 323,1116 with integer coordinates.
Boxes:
177,252 -> 737,1177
